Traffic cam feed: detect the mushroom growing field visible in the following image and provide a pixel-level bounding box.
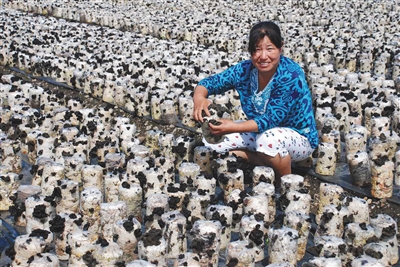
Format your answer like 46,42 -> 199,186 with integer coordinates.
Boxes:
0,0 -> 399,266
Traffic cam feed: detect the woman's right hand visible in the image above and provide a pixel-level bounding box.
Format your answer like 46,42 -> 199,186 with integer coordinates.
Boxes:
193,86 -> 211,122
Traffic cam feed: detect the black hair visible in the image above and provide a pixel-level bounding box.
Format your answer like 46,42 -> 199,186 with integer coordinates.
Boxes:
248,21 -> 283,55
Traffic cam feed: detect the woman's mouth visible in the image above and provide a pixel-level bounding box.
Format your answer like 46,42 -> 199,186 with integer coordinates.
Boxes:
259,62 -> 269,67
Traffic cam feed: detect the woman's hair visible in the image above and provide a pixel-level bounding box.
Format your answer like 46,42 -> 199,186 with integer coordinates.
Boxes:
248,21 -> 283,54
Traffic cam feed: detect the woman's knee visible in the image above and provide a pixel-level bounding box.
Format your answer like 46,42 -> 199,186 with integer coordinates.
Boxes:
203,133 -> 254,153
202,141 -> 228,153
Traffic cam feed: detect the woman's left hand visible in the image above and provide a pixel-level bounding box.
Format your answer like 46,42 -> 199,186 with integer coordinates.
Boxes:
208,119 -> 259,136
208,119 -> 237,135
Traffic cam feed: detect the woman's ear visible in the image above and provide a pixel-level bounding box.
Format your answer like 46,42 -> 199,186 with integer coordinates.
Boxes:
279,42 -> 284,53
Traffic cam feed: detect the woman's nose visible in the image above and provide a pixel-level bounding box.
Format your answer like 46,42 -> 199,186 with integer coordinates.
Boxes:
260,49 -> 269,59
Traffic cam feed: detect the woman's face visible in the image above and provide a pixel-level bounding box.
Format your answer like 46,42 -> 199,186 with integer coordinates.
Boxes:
251,36 -> 282,76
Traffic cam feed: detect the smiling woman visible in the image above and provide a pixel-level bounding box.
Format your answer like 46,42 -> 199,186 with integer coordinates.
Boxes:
192,21 -> 318,186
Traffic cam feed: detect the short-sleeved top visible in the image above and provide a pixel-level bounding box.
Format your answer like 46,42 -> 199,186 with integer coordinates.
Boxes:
197,55 -> 318,149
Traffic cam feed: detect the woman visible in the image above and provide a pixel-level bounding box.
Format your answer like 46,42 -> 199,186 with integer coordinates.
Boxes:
193,21 -> 318,183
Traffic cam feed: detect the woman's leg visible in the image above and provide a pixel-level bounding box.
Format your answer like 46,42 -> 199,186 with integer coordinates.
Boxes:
230,149 -> 291,186
203,127 -> 313,186
256,127 -> 313,162
202,132 -> 257,153
254,127 -> 313,184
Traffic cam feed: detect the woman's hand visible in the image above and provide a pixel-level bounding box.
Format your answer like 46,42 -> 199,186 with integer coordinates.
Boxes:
208,119 -> 237,135
193,85 -> 211,122
193,98 -> 211,122
209,119 -> 259,135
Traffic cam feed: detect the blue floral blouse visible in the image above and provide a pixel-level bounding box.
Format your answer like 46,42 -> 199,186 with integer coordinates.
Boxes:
197,55 -> 319,149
